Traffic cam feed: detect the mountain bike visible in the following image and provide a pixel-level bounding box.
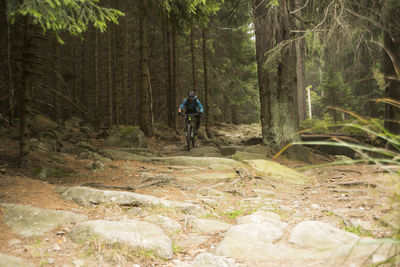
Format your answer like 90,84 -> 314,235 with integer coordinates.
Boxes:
182,113 -> 199,151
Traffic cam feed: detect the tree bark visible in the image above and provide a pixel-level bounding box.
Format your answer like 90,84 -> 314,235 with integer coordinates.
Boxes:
7,12 -> 15,126
166,21 -> 175,130
202,28 -> 211,137
139,0 -> 153,136
172,24 -> 178,130
19,16 -> 35,167
191,28 -> 198,93
107,13 -> 113,129
383,0 -> 400,134
253,0 -> 300,150
94,29 -> 99,127
52,35 -> 61,125
294,0 -> 306,121
122,15 -> 129,125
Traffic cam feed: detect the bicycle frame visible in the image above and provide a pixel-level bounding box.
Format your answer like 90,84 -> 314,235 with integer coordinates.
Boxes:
183,113 -> 199,151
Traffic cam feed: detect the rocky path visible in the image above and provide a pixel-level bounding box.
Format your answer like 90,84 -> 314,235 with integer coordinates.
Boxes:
0,123 -> 399,266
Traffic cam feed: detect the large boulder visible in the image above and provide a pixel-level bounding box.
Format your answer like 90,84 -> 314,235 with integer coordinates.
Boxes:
61,186 -> 206,216
231,151 -> 267,161
104,126 -> 146,148
171,146 -> 222,157
69,220 -> 173,259
1,203 -> 87,237
192,253 -> 238,267
0,254 -> 34,267
99,148 -> 147,161
189,172 -> 237,182
188,218 -> 231,234
237,211 -> 287,230
143,215 -> 182,232
288,221 -> 360,249
149,156 -> 242,168
247,159 -> 312,185
28,114 -> 60,138
215,223 -> 288,261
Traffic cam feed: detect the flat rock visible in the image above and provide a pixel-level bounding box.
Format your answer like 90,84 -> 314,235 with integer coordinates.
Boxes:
1,203 -> 87,238
61,186 -> 206,216
175,235 -> 208,250
188,218 -> 231,234
192,253 -> 238,267
69,219 -> 172,259
289,220 -> 360,249
237,211 -> 288,230
252,188 -> 276,198
149,157 -> 242,168
215,223 -> 284,260
143,215 -> 182,232
99,148 -> 147,161
247,159 -> 312,185
171,146 -> 222,157
232,151 -> 267,161
209,164 -> 234,171
190,172 -> 237,182
197,187 -> 226,197
0,253 -> 34,267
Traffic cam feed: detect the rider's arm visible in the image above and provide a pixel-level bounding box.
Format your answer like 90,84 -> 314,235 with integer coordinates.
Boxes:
179,99 -> 187,113
196,99 -> 204,114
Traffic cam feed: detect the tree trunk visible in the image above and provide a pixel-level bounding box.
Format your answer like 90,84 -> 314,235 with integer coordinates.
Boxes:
52,35 -> 61,125
19,16 -> 35,167
191,28 -> 198,93
122,15 -> 129,125
107,16 -> 113,129
202,28 -> 211,137
162,14 -> 170,123
7,13 -> 15,126
253,0 -> 300,150
172,24 -> 178,130
166,21 -> 175,129
80,41 -> 86,120
113,23 -> 121,126
139,0 -> 153,136
94,29 -> 99,127
383,0 -> 400,134
294,0 -> 306,121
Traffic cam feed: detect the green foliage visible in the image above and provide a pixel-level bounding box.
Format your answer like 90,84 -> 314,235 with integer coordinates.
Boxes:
162,0 -> 223,29
7,0 -> 124,42
221,209 -> 244,220
344,225 -> 373,237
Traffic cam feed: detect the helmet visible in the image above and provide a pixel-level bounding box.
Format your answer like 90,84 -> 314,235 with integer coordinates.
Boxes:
188,91 -> 196,100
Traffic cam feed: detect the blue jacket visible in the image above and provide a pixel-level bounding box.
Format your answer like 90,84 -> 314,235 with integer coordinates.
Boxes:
180,98 -> 204,114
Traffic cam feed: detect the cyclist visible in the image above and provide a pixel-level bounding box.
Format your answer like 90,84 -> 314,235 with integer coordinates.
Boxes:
178,91 -> 204,134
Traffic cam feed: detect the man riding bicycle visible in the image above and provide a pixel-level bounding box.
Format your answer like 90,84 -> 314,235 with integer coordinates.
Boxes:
178,91 -> 204,135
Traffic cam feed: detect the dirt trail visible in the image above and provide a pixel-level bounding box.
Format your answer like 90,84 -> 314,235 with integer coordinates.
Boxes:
0,124 -> 397,266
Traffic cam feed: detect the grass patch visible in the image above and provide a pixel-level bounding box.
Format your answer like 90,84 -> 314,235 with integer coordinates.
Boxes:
221,209 -> 245,220
345,225 -> 373,237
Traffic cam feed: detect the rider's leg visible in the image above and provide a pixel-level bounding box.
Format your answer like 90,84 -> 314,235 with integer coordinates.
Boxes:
195,115 -> 201,132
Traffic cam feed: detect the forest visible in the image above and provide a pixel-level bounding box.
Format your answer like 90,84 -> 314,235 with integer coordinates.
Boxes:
0,0 -> 399,159
0,0 -> 400,266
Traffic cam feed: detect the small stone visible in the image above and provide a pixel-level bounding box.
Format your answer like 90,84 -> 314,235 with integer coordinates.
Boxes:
8,239 -> 22,247
311,204 -> 320,209
72,259 -> 85,267
48,258 -> 54,264
54,244 -> 61,251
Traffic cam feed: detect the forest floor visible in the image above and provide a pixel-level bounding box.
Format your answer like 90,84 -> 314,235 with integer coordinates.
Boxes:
0,123 -> 399,267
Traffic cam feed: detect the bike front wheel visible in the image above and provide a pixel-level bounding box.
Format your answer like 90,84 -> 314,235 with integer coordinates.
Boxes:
186,124 -> 192,151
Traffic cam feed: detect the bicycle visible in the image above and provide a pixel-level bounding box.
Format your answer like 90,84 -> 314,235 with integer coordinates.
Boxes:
181,113 -> 199,151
